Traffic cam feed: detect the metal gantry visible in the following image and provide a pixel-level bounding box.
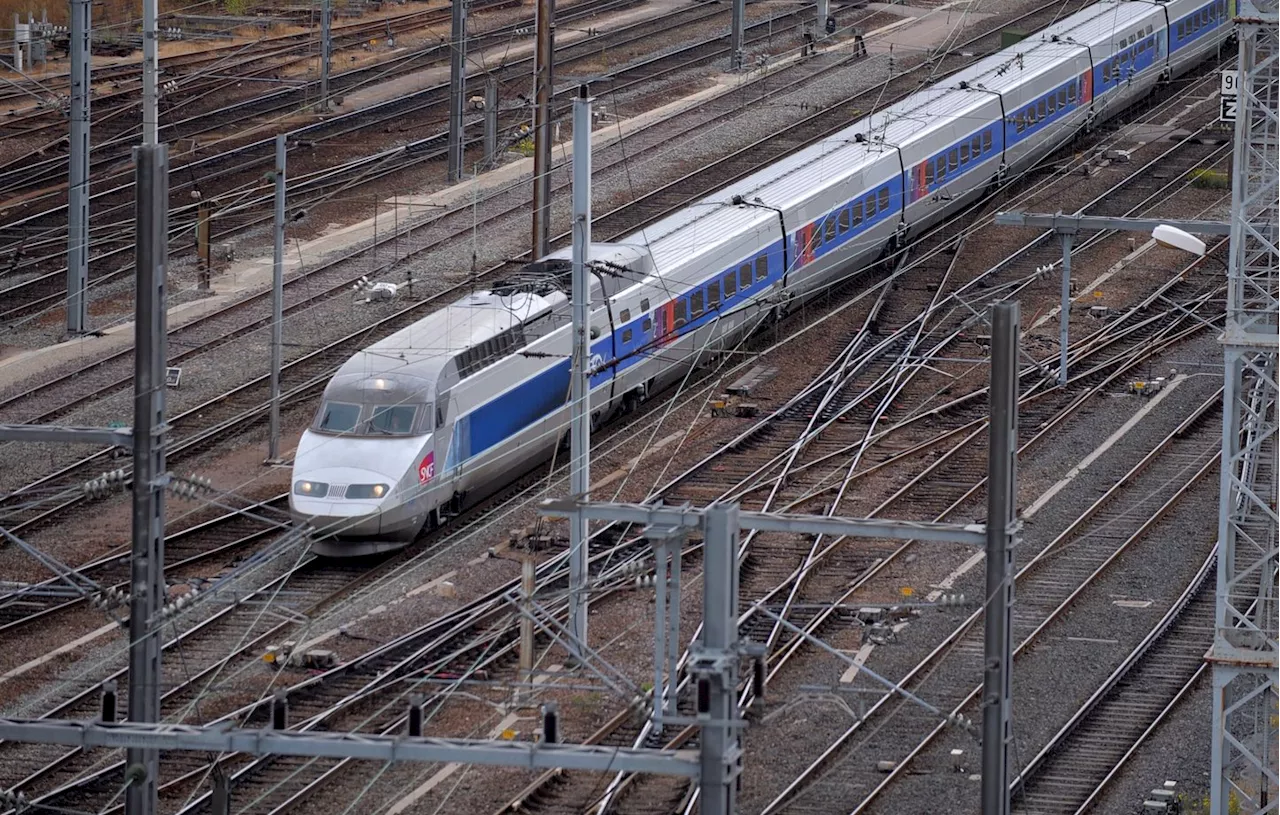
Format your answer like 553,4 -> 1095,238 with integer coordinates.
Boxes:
1210,9 -> 1280,815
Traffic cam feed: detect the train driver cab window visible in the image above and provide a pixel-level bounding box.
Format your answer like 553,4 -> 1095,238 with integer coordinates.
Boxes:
878,188 -> 890,211
982,130 -> 993,152
756,255 -> 769,282
838,207 -> 851,233
724,272 -> 737,297
852,200 -> 864,225
739,263 -> 752,290
690,290 -> 704,318
825,215 -> 838,242
317,401 -> 361,433
369,405 -> 417,436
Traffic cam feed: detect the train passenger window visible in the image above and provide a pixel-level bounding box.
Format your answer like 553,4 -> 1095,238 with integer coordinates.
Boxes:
839,208 -> 851,232
866,194 -> 877,217
641,298 -> 650,312
622,328 -> 633,343
924,161 -> 935,185
959,142 -> 970,164
724,272 -> 736,297
1146,24 -> 1153,35
1015,116 -> 1025,134
948,149 -> 958,171
691,290 -> 704,317
756,255 -> 769,282
708,283 -> 720,308
878,188 -> 890,211
1104,62 -> 1112,83
369,405 -> 417,436
318,401 -> 361,433
642,316 -> 652,333
1138,39 -> 1146,54
813,223 -> 824,248
936,156 -> 947,179
971,135 -> 981,157
739,264 -> 752,289
825,216 -> 838,242
675,298 -> 688,327
1037,99 -> 1046,119
619,308 -> 630,323
982,130 -> 993,152
1058,88 -> 1067,107
657,310 -> 667,335
1068,82 -> 1077,102
852,201 -> 863,225
1047,95 -> 1056,115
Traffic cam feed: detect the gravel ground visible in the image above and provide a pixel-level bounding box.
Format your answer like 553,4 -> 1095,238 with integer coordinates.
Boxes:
0,1 -> 1242,812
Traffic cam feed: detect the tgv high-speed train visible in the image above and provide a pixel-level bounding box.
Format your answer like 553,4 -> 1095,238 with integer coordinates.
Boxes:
292,0 -> 1232,555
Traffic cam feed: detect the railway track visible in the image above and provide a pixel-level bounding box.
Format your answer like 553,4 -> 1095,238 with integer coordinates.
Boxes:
0,0 -> 817,313
1009,552 -> 1217,815
0,0 -> 1099,535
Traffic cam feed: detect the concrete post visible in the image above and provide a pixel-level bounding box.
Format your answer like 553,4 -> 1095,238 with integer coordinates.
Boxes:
730,0 -> 744,70
484,77 -> 498,170
447,0 -> 466,182
142,0 -> 157,144
531,0 -> 554,258
319,0 -> 331,111
126,143 -> 169,815
568,85 -> 592,659
268,135 -> 285,464
981,301 -> 1018,815
66,0 -> 91,334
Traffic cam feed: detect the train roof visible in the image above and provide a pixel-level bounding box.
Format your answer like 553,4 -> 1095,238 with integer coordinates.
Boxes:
1039,0 -> 1162,47
327,291 -> 549,396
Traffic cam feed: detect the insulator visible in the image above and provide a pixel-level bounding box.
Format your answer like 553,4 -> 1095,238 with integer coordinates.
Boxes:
271,690 -> 288,730
541,702 -> 559,744
407,694 -> 424,737
751,657 -> 766,705
696,677 -> 711,718
101,680 -> 118,722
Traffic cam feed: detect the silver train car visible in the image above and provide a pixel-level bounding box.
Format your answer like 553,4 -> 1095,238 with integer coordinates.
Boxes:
292,0 -> 1231,556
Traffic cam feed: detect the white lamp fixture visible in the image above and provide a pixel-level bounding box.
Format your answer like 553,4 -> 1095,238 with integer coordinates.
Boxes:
1152,224 -> 1207,257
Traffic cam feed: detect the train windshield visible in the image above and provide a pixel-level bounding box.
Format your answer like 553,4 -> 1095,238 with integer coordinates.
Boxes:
318,401 -> 362,433
367,405 -> 417,436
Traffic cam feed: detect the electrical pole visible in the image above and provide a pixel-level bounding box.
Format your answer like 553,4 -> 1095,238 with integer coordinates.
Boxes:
267,135 -> 286,464
568,84 -> 592,660
1056,230 -> 1074,385
531,0 -> 554,258
126,142 -> 168,815
319,0 -> 331,111
142,0 -> 157,144
700,503 -> 742,815
66,0 -> 91,335
484,77 -> 498,171
981,301 -> 1018,815
730,0 -> 744,70
1209,7 -> 1279,814
447,0 -> 467,183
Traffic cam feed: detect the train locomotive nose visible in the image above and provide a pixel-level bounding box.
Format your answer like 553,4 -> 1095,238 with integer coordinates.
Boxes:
290,466 -> 397,538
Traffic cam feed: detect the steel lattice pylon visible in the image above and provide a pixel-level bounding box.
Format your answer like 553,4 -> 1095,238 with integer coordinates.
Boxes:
1210,6 -> 1280,815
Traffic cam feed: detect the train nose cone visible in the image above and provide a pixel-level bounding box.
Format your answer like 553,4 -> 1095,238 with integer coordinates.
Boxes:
290,466 -> 395,537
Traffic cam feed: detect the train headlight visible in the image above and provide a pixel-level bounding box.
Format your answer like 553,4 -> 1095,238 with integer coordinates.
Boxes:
347,483 -> 390,499
293,480 -> 329,498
